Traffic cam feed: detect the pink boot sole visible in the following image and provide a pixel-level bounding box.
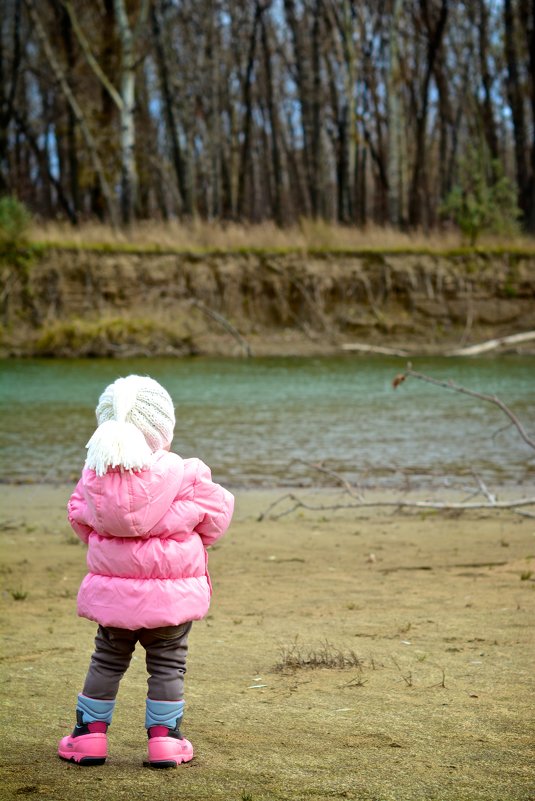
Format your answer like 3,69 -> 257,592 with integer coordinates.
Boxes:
145,736 -> 194,769
58,733 -> 108,766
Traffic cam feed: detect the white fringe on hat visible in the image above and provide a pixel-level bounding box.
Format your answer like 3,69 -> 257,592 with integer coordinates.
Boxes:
84,375 -> 176,476
85,420 -> 153,476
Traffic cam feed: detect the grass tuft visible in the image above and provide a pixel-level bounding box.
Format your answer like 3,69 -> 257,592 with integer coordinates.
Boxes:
34,316 -> 195,357
274,638 -> 364,672
9,588 -> 28,601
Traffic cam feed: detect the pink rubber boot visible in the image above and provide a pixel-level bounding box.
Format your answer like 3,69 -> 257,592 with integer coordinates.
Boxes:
146,723 -> 194,769
58,714 -> 108,766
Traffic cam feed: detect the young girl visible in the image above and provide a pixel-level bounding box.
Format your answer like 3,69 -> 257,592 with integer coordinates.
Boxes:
58,374 -> 234,768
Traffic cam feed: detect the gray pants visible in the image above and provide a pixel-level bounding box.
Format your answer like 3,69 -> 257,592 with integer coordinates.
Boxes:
82,622 -> 192,701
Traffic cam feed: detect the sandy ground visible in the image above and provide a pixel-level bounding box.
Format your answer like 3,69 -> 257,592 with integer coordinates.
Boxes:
0,485 -> 534,801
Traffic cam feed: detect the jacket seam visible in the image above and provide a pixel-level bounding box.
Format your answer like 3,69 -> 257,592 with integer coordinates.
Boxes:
85,572 -> 206,582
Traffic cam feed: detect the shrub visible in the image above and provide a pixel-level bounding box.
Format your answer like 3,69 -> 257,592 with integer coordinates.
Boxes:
440,145 -> 521,245
0,196 -> 31,249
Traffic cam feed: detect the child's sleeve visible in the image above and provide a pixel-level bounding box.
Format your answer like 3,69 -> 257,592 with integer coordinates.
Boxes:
67,479 -> 92,544
193,461 -> 234,547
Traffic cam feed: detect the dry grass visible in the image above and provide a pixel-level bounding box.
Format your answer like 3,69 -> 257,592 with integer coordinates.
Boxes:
1,486 -> 534,801
30,218 -> 535,253
275,638 -> 364,672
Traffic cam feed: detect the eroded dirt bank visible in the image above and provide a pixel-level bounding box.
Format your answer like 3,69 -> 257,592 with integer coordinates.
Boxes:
1,248 -> 534,356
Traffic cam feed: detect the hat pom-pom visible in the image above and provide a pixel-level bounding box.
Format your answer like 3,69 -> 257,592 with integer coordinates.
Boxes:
85,420 -> 152,476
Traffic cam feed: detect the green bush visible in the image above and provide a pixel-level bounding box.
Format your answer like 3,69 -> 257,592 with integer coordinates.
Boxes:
440,145 -> 521,245
0,196 -> 31,249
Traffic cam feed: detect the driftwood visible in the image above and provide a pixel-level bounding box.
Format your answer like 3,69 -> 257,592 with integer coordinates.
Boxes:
341,343 -> 411,356
257,493 -> 535,522
341,330 -> 535,358
446,331 -> 535,356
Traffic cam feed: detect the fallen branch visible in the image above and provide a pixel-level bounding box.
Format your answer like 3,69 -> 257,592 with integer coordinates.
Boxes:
257,493 -> 535,521
446,330 -> 535,356
341,330 -> 535,358
469,469 -> 496,505
341,343 -> 410,357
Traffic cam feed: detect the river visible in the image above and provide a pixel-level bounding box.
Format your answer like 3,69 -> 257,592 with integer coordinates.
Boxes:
1,355 -> 533,490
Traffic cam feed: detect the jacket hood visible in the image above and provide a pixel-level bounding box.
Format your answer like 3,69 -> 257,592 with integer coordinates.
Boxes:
79,450 -> 185,538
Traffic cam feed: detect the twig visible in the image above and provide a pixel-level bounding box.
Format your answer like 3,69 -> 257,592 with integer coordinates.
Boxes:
379,560 -> 507,573
469,469 -> 496,504
427,667 -> 447,689
459,289 -> 474,348
391,657 -> 412,687
290,459 -> 363,499
189,299 -> 252,357
257,493 -> 296,522
397,367 -> 535,451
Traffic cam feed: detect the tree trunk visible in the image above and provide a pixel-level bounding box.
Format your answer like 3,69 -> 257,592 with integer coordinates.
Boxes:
260,12 -> 284,226
59,4 -> 80,222
387,0 -> 405,228
408,0 -> 449,229
114,0 -> 140,225
14,109 -> 77,222
0,0 -> 22,195
237,2 -> 263,219
151,2 -> 188,214
284,0 -> 313,212
310,0 -> 322,217
519,0 -> 535,230
504,0 -> 529,225
477,0 -> 499,162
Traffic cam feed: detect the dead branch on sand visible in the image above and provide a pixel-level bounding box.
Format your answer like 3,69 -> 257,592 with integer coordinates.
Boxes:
258,367 -> 535,521
257,493 -> 535,522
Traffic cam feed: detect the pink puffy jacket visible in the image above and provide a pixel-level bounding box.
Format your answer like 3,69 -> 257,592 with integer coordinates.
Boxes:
68,451 -> 234,630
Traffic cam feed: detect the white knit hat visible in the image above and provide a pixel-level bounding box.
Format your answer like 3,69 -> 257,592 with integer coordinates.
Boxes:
85,375 -> 175,476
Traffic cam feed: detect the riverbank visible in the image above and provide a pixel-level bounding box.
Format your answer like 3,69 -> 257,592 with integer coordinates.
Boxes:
1,247 -> 535,357
0,484 -> 533,801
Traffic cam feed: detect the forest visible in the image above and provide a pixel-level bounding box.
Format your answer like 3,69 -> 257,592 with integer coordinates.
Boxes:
0,0 -> 534,235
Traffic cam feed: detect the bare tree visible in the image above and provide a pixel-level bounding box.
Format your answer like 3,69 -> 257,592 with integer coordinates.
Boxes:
25,0 -> 118,225
1,1 -> 528,231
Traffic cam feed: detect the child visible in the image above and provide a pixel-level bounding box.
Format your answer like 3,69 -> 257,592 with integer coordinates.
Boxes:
58,375 -> 234,768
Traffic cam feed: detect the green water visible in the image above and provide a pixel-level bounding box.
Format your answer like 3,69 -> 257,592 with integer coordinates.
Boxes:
0,356 -> 534,489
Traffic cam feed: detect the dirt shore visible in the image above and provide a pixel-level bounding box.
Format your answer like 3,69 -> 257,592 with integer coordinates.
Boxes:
0,485 -> 534,801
